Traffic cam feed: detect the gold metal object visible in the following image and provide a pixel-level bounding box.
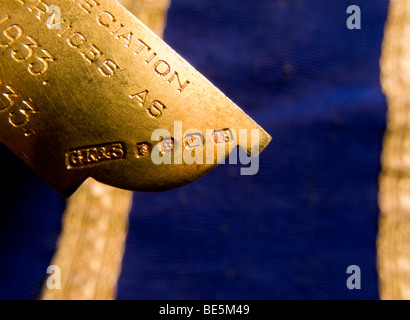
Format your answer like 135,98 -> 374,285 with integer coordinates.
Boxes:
41,0 -> 170,300
0,0 -> 271,197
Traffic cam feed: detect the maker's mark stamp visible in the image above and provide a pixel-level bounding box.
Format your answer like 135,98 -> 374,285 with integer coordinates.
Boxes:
65,142 -> 125,169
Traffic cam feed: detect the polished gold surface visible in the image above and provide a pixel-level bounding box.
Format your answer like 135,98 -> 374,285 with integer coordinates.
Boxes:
0,0 -> 271,197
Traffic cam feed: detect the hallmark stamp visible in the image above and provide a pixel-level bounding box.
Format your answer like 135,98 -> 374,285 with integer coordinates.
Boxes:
183,133 -> 203,149
135,142 -> 151,158
213,129 -> 233,144
159,137 -> 174,154
66,142 -> 125,169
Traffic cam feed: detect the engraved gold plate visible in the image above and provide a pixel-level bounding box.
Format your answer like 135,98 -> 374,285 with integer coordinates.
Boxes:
0,0 -> 271,197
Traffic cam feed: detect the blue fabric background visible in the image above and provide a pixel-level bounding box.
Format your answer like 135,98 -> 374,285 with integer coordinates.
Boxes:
118,0 -> 388,299
0,0 -> 389,299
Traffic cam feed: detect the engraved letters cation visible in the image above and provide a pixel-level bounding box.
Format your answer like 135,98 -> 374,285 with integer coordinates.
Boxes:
96,11 -> 191,93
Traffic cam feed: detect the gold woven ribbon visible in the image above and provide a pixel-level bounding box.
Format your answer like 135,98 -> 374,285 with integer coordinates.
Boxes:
41,0 -> 171,300
378,0 -> 410,300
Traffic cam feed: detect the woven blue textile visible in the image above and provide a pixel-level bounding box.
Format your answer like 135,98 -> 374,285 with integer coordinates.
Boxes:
0,0 -> 389,299
118,0 -> 388,299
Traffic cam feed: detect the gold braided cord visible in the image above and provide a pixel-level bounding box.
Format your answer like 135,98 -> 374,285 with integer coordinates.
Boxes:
378,0 -> 410,300
41,0 -> 171,300
41,179 -> 133,300
118,0 -> 171,38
